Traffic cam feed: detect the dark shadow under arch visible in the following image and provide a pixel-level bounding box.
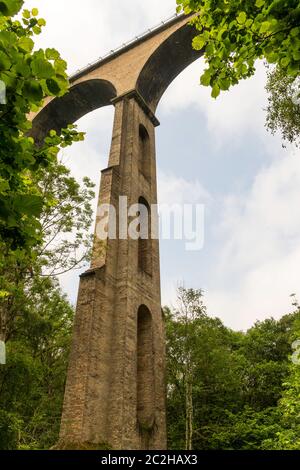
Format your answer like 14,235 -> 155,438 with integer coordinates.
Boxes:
136,21 -> 203,111
137,304 -> 155,447
31,79 -> 117,144
138,197 -> 152,276
139,124 -> 151,181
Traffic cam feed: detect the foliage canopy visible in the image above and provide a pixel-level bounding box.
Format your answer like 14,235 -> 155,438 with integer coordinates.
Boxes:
0,1 -> 84,264
177,0 -> 300,98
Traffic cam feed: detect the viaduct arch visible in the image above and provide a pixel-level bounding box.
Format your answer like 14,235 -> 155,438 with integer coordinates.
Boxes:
31,13 -> 202,450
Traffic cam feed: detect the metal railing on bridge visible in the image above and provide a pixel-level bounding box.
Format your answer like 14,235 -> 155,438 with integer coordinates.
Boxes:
69,12 -> 184,81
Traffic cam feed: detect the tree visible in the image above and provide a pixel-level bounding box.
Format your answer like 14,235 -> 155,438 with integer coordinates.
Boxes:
0,2 -> 93,340
263,303 -> 300,449
166,287 -> 244,450
0,157 -> 94,449
266,66 -> 300,146
36,161 -> 95,277
0,158 -> 95,343
176,0 -> 300,98
0,277 -> 74,450
208,406 -> 282,450
166,288 -> 300,450
0,1 -> 84,279
175,288 -> 207,450
267,364 -> 300,449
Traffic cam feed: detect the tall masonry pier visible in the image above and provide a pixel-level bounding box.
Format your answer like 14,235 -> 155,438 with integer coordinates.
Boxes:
31,13 -> 201,450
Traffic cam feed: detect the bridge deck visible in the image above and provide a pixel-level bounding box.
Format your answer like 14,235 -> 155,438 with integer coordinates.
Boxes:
69,13 -> 185,82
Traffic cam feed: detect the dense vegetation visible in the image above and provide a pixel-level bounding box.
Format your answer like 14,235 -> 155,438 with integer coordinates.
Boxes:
166,288 -> 300,450
1,287 -> 299,449
177,0 -> 300,96
177,0 -> 300,147
0,0 -> 85,306
0,0 -> 299,451
0,278 -> 73,449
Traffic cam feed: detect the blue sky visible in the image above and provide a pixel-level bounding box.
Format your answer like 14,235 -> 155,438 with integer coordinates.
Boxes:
25,0 -> 300,330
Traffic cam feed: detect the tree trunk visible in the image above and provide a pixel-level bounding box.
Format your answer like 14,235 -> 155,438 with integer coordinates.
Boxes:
0,304 -> 7,343
185,373 -> 193,450
0,306 -> 6,364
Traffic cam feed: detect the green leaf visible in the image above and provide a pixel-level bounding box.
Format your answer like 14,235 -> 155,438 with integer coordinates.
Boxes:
280,57 -> 290,68
14,194 -> 43,217
200,70 -> 211,87
291,27 -> 300,38
45,48 -> 60,60
14,60 -> 31,77
293,50 -> 300,61
0,177 -> 9,194
46,78 -> 61,95
32,25 -> 41,35
0,70 -> 16,88
219,78 -> 230,91
31,7 -> 38,16
205,42 -> 214,55
23,79 -> 43,102
287,61 -> 299,75
22,8 -> 30,19
266,51 -> 279,63
53,58 -> 67,76
193,35 -> 207,50
37,18 -> 46,27
260,21 -> 271,34
18,36 -> 34,52
255,0 -> 265,8
211,84 -> 220,99
0,290 -> 10,299
241,64 -> 248,75
31,57 -> 54,79
217,28 -> 227,41
237,12 -> 247,25
0,51 -> 10,71
0,0 -> 23,16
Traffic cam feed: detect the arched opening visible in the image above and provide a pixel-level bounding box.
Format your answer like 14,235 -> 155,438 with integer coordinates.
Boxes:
138,197 -> 152,276
137,305 -> 155,445
30,78 -> 117,145
45,105 -> 115,303
139,125 -> 151,182
29,77 -> 117,300
136,21 -> 202,111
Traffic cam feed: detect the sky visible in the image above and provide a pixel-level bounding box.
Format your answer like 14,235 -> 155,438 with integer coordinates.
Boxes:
24,0 -> 300,331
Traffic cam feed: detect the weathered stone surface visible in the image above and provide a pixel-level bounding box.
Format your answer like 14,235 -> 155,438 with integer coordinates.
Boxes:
58,96 -> 166,450
30,14 -> 202,451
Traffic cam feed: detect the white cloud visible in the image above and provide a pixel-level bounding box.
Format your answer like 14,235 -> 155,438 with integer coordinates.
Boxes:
216,151 -> 300,273
206,149 -> 300,330
160,60 -> 272,146
158,171 -> 210,206
60,106 -> 114,185
24,0 -> 177,74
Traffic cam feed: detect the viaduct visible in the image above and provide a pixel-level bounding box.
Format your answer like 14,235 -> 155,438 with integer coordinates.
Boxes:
31,13 -> 201,450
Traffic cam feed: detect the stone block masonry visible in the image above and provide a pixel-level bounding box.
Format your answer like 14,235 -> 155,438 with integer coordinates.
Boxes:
30,13 -> 202,450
